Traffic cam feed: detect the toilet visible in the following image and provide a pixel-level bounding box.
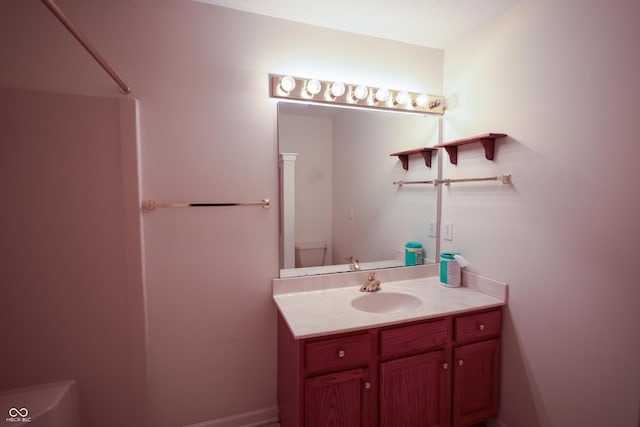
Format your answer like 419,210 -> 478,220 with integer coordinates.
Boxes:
0,380 -> 79,427
295,241 -> 327,267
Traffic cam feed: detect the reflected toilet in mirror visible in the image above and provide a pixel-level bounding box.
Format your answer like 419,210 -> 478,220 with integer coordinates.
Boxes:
295,241 -> 327,268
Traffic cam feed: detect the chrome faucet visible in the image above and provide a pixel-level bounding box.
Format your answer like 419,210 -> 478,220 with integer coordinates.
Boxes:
346,256 -> 360,272
360,272 -> 381,292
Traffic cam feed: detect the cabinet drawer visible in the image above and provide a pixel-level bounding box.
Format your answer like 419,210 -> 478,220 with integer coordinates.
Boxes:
380,319 -> 448,358
305,334 -> 371,373
454,309 -> 501,343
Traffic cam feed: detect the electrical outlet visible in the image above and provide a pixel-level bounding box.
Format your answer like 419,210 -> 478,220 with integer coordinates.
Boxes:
443,223 -> 453,241
429,222 -> 437,238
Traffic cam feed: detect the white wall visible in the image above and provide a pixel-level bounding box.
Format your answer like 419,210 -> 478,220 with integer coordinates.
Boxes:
443,0 -> 640,426
0,1 -> 444,426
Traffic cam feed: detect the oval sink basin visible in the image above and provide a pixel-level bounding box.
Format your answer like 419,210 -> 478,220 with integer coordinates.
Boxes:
351,292 -> 422,314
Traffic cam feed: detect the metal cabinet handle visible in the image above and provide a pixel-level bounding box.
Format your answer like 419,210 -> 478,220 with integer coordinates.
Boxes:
458,360 -> 464,366
337,349 -> 346,358
364,381 -> 371,389
442,363 -> 449,370
478,324 -> 486,331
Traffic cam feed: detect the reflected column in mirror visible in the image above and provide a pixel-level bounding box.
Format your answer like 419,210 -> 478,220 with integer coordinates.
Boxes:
278,102 -> 440,278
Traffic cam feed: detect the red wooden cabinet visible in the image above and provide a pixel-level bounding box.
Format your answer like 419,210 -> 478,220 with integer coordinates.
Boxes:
452,309 -> 502,427
380,350 -> 450,427
452,340 -> 500,427
305,368 -> 371,427
277,307 -> 502,427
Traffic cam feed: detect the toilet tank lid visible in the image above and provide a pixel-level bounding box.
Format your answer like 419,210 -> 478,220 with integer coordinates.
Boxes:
295,241 -> 326,250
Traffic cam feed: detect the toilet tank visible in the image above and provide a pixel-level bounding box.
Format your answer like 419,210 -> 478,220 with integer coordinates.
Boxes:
295,241 -> 327,267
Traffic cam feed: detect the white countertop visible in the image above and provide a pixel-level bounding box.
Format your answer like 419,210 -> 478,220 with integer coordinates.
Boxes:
273,272 -> 507,339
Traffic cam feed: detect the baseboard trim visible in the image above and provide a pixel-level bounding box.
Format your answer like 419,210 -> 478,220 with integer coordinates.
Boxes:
183,406 -> 279,427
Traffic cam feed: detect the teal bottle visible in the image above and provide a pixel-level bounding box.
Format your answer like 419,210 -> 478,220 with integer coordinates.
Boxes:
405,242 -> 423,266
440,252 -> 461,287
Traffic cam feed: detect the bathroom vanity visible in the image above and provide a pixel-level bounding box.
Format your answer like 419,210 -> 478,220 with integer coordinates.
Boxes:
273,267 -> 507,427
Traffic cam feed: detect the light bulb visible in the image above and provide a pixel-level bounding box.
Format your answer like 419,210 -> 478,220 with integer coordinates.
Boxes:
395,91 -> 410,105
414,94 -> 429,107
306,79 -> 321,96
280,75 -> 296,93
375,88 -> 389,102
330,82 -> 345,98
353,85 -> 369,101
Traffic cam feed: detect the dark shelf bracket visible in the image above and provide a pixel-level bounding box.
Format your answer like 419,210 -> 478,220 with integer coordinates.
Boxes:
390,148 -> 436,170
420,151 -> 433,168
435,133 -> 507,165
443,146 -> 458,165
398,154 -> 410,170
480,138 -> 496,160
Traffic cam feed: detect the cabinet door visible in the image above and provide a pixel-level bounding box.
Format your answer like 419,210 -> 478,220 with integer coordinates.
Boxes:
453,339 -> 500,427
305,368 -> 372,427
380,350 -> 450,427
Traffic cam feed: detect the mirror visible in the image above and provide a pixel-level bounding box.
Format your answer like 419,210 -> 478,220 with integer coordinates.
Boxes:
278,102 -> 440,278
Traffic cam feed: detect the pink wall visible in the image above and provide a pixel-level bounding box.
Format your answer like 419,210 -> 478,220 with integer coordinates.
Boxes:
442,0 -> 640,426
0,1 -> 443,426
0,88 -> 147,427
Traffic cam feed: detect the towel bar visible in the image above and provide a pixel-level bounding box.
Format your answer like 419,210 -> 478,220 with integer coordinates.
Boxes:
142,199 -> 270,211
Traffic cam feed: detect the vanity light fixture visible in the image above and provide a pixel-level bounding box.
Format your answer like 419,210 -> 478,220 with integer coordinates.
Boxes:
306,79 -> 322,96
395,91 -> 410,106
414,94 -> 429,107
280,75 -> 296,93
352,85 -> 369,101
330,82 -> 346,98
375,88 -> 390,103
269,74 -> 446,115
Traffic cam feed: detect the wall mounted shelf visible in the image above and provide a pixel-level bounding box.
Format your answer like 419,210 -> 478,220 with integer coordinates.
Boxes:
389,147 -> 437,170
435,133 -> 507,165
